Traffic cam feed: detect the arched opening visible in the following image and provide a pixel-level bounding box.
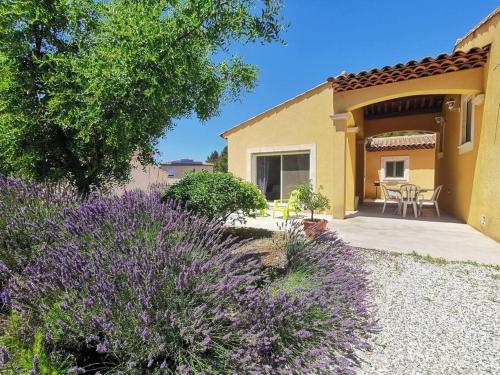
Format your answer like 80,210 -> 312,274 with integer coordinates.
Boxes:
345,87 -> 483,223
353,95 -> 447,216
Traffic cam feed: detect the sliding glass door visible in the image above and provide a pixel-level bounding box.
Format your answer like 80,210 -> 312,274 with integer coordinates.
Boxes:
256,153 -> 310,200
282,154 -> 310,199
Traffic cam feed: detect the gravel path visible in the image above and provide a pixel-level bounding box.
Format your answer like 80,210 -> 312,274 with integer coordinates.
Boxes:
357,249 -> 500,375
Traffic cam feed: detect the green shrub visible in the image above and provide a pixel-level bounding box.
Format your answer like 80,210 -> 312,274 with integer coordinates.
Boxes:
162,171 -> 267,221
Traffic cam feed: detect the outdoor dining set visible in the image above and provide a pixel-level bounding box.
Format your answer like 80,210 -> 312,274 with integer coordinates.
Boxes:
381,184 -> 443,218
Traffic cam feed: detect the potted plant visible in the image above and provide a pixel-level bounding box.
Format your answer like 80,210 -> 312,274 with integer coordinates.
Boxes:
295,183 -> 331,237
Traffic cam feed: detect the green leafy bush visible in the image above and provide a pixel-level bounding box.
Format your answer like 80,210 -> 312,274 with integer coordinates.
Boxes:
162,171 -> 267,221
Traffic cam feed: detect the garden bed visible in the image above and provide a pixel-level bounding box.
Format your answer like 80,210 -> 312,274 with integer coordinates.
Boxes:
0,176 -> 376,374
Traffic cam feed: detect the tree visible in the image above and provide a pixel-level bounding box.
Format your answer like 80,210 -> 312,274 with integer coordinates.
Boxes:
0,0 -> 285,194
207,145 -> 228,172
295,183 -> 330,221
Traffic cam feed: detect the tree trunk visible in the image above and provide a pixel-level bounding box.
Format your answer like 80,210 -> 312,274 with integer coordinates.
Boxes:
75,178 -> 92,198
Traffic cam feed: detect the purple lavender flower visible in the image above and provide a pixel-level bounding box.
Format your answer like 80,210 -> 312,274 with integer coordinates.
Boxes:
0,345 -> 10,366
2,179 -> 375,373
96,340 -> 109,354
30,355 -> 39,375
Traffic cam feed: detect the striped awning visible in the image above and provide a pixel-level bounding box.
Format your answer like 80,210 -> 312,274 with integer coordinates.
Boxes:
366,134 -> 436,152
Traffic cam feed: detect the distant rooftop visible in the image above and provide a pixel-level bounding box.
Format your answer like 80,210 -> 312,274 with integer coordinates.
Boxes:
162,158 -> 213,166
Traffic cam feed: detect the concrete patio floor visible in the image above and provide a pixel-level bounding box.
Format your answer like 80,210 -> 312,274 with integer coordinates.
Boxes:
234,202 -> 500,266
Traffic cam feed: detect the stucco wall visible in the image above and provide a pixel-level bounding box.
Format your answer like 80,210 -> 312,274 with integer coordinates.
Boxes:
160,164 -> 214,179
435,94 -> 483,223
114,161 -> 169,194
365,148 -> 436,200
454,15 -> 500,241
226,84 -> 335,209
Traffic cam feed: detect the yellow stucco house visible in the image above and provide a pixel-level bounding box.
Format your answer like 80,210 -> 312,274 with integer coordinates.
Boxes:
221,8 -> 500,242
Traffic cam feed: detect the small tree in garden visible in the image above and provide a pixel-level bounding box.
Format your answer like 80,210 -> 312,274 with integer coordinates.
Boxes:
295,183 -> 330,221
162,171 -> 267,221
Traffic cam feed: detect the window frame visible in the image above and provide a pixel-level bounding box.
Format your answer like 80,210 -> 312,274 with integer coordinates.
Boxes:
381,156 -> 410,181
459,94 -> 474,154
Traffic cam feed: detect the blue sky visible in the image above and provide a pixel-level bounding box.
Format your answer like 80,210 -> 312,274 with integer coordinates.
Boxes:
157,0 -> 498,162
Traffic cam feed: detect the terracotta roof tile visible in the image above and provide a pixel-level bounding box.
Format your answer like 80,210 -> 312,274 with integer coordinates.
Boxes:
330,46 -> 490,93
366,134 -> 436,152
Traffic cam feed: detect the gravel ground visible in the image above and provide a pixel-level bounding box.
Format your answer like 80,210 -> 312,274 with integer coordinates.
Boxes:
357,249 -> 500,375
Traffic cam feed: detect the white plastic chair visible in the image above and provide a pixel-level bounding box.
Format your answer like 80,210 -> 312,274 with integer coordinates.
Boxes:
381,185 -> 401,214
400,184 -> 419,218
419,185 -> 443,217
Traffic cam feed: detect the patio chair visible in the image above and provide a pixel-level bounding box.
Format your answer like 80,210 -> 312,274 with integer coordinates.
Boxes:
272,189 -> 301,221
419,185 -> 443,217
400,184 -> 419,218
381,185 -> 402,214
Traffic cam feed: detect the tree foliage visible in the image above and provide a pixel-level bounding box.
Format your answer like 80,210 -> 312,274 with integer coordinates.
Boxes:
0,0 -> 285,193
162,171 -> 267,221
207,145 -> 228,172
295,183 -> 330,220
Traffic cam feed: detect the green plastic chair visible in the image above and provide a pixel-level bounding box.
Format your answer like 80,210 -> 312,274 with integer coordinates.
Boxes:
272,189 -> 301,220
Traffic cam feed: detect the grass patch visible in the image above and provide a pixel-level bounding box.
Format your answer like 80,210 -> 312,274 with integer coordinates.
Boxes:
409,251 -> 448,265
408,251 -> 500,271
269,269 -> 318,295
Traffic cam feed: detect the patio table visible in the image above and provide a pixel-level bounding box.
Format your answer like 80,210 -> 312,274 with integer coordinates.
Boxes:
385,187 -> 433,216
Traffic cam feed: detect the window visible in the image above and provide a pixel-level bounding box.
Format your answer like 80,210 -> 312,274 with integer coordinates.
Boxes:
381,156 -> 409,181
386,161 -> 405,178
459,95 -> 474,154
255,153 -> 310,200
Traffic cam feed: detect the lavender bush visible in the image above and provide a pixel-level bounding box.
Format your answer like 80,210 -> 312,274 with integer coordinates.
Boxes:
0,175 -> 80,270
1,178 -> 375,374
0,175 -> 81,308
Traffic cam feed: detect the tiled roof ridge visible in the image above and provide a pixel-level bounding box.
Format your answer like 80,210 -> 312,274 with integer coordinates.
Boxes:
329,45 -> 490,93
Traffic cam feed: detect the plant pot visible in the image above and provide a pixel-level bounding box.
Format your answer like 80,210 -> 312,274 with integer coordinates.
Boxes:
303,219 -> 328,237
